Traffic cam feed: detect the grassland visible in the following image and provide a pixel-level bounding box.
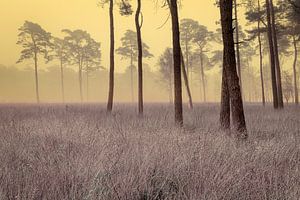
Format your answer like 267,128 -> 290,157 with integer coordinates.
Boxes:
0,104 -> 299,199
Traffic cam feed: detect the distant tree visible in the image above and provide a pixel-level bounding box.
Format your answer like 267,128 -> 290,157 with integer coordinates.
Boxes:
282,70 -> 294,103
51,37 -> 70,102
62,29 -> 101,102
99,0 -> 133,112
116,30 -> 152,103
16,21 -> 52,103
192,24 -> 213,102
219,0 -> 247,137
158,48 -> 173,103
180,18 -> 198,78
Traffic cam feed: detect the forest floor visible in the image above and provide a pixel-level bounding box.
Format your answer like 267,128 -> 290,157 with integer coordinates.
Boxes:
0,103 -> 299,199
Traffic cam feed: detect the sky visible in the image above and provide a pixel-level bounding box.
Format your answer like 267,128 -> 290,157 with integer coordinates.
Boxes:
0,0 -> 221,71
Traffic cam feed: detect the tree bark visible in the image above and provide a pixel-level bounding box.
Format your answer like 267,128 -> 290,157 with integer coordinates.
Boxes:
257,0 -> 265,106
135,0 -> 143,115
130,51 -> 134,103
220,0 -> 247,137
180,49 -> 193,109
266,0 -> 279,109
34,51 -> 40,103
78,61 -> 83,102
270,0 -> 284,108
293,33 -> 299,104
60,58 -> 65,103
220,61 -> 230,130
169,0 -> 183,125
107,0 -> 115,112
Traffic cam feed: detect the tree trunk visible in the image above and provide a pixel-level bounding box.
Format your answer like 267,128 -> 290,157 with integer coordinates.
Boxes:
257,0 -> 265,106
169,0 -> 183,125
130,52 -> 134,103
60,58 -> 65,103
266,0 -> 279,109
107,0 -> 115,112
200,51 -> 206,102
78,61 -> 83,102
220,0 -> 247,137
234,0 -> 243,95
220,61 -> 230,130
180,49 -> 193,109
86,68 -> 89,102
293,33 -> 299,105
34,51 -> 40,103
270,0 -> 284,108
135,0 -> 143,115
169,60 -> 173,104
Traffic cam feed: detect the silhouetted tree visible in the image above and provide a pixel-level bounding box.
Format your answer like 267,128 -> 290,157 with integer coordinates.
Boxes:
158,48 -> 173,103
219,0 -> 247,137
17,21 -> 52,103
116,30 -> 153,103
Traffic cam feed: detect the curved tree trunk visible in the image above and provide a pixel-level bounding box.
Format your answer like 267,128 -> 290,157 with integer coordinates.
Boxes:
169,0 -> 183,125
220,0 -> 247,137
293,33 -> 299,105
107,0 -> 115,112
135,0 -> 143,115
270,0 -> 284,108
266,0 -> 279,109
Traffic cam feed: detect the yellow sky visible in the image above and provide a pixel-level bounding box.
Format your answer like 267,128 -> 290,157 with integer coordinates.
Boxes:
0,0 -> 221,71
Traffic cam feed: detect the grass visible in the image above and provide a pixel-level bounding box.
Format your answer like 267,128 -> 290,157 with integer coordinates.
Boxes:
0,103 -> 299,200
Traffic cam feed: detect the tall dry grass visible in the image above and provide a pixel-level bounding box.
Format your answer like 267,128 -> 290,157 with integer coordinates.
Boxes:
0,104 -> 299,200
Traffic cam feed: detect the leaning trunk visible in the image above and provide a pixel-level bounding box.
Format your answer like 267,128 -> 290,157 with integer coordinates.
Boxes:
220,0 -> 247,137
135,0 -> 143,115
169,0 -> 183,125
266,0 -> 279,109
180,49 -> 193,109
270,0 -> 284,108
107,0 -> 115,112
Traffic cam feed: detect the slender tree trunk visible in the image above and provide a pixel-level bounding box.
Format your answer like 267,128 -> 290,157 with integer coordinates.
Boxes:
60,58 -> 65,103
220,0 -> 247,137
270,0 -> 284,108
293,33 -> 299,105
34,52 -> 40,103
130,53 -> 134,103
257,0 -> 265,106
86,69 -> 89,102
220,62 -> 230,130
135,0 -> 143,115
78,61 -> 83,102
266,0 -> 279,109
107,0 -> 115,112
180,49 -> 193,109
200,51 -> 206,102
234,0 -> 242,94
169,0 -> 183,125
169,61 -> 173,104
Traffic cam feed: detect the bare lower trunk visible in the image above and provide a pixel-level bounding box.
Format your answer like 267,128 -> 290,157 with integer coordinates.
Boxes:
220,0 -> 247,137
200,52 -> 206,102
135,0 -> 143,115
130,55 -> 134,103
34,52 -> 40,103
78,63 -> 83,102
86,70 -> 89,102
169,62 -> 173,104
107,0 -> 115,112
293,34 -> 299,104
60,58 -> 65,103
169,0 -> 183,125
220,63 -> 230,130
270,0 -> 284,108
180,49 -> 193,109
